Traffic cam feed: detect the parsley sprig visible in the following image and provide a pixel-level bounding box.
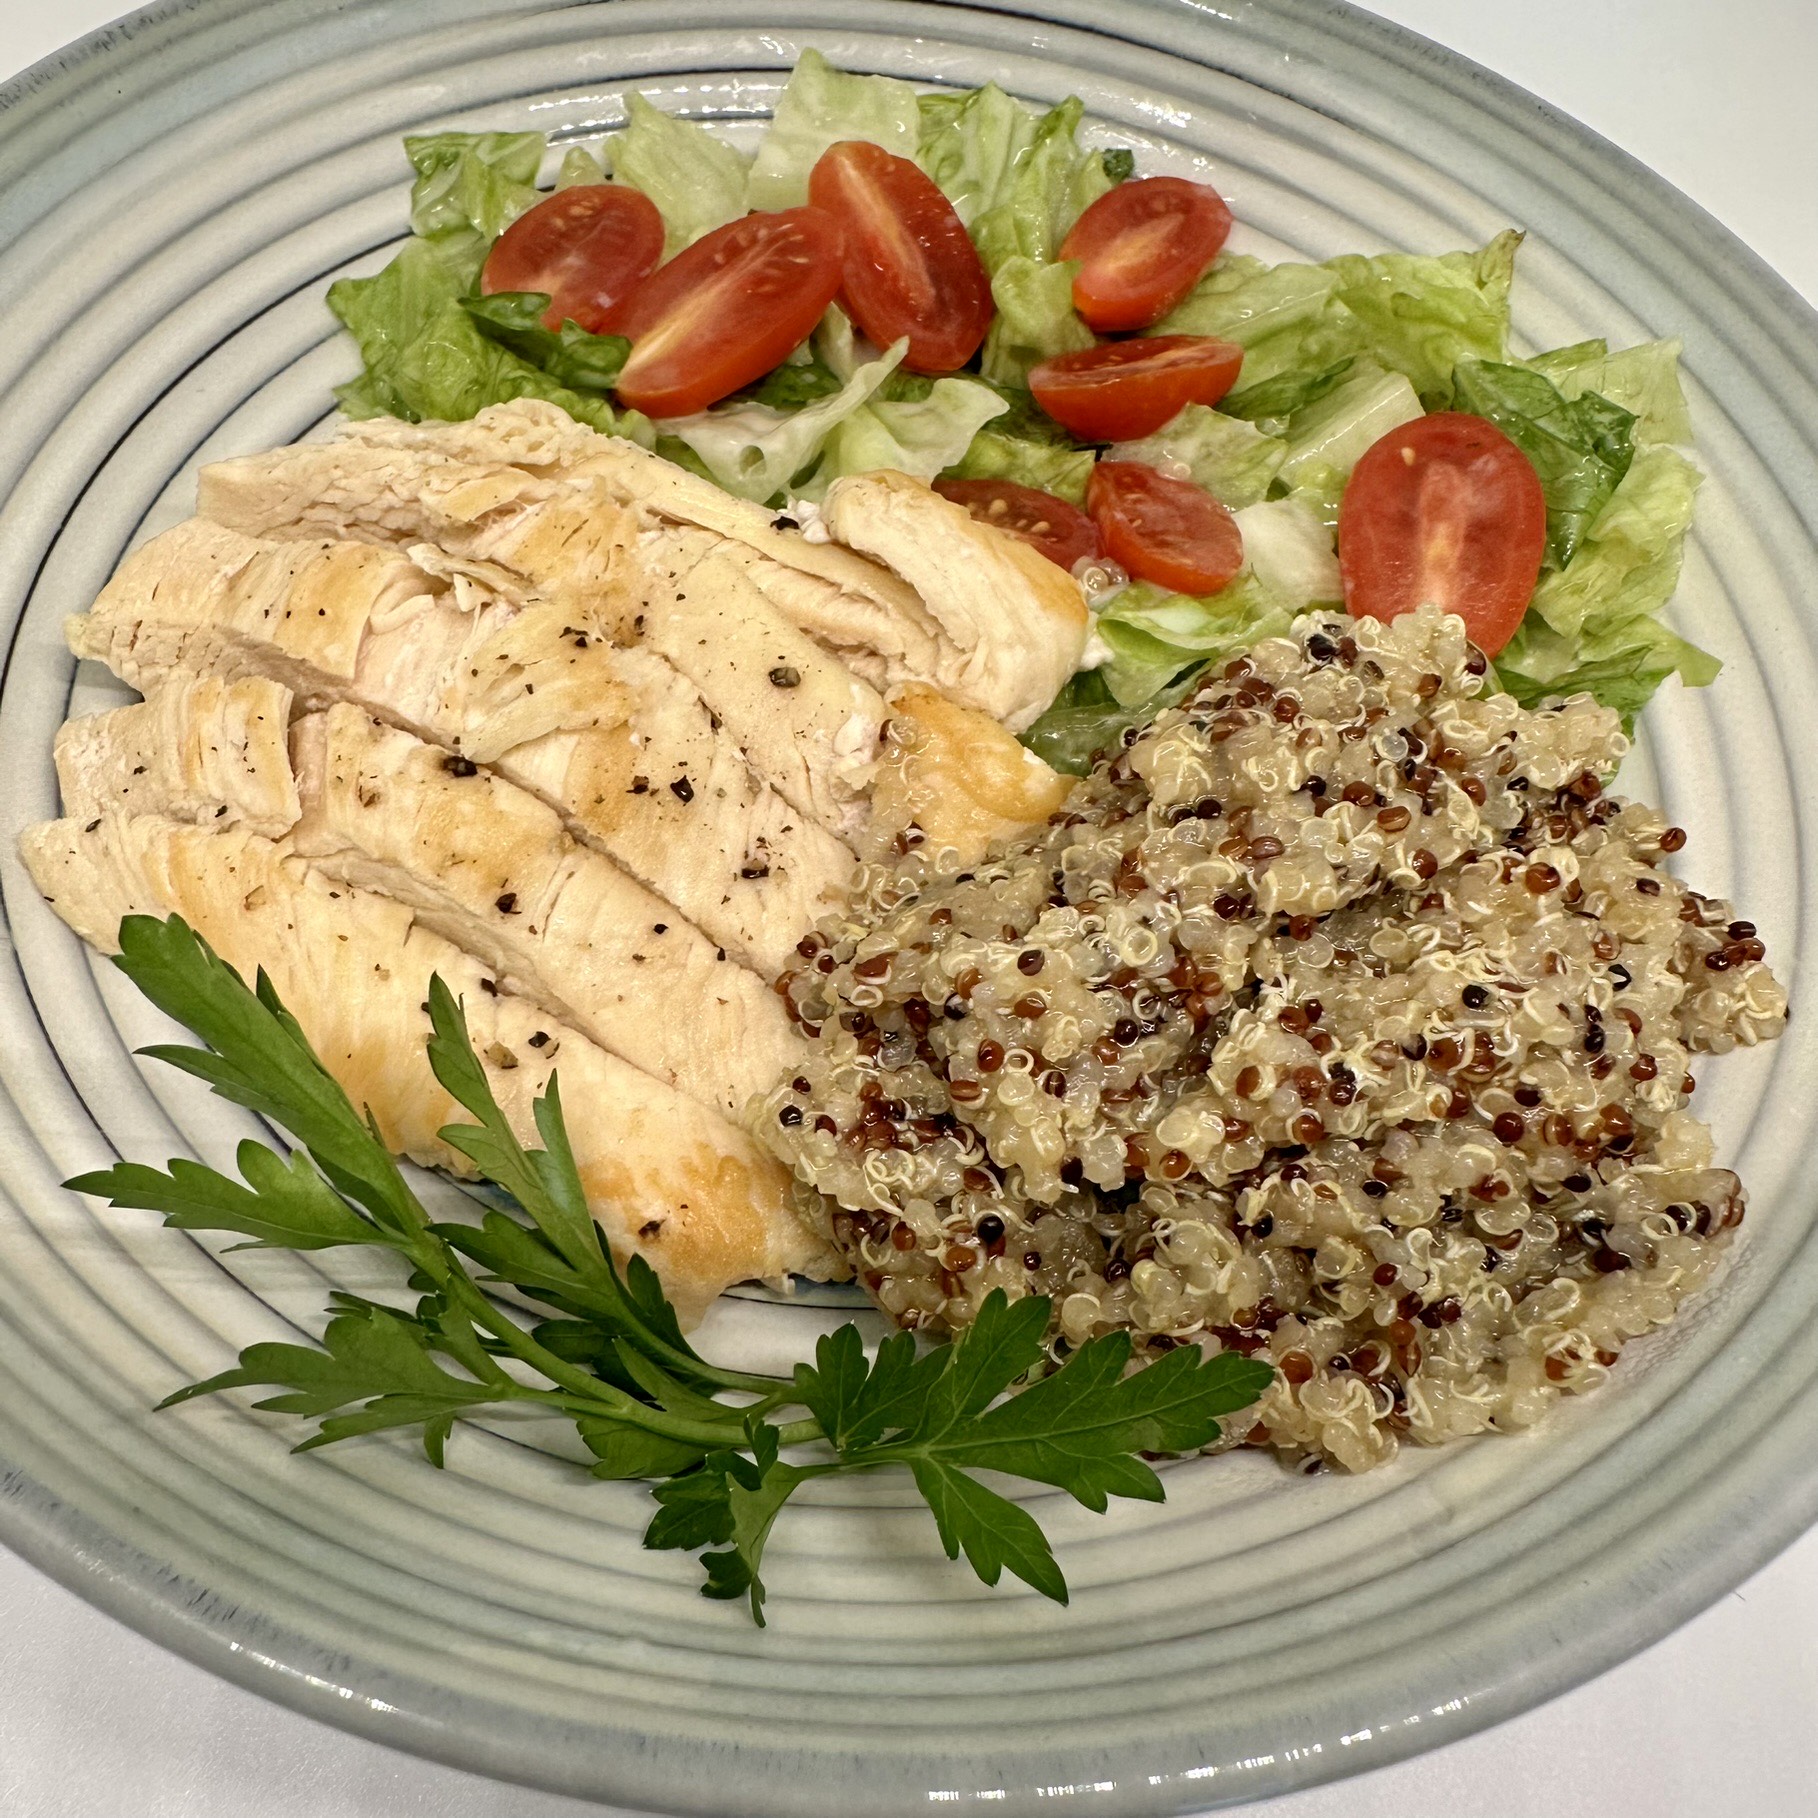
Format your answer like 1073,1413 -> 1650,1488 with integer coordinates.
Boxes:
69,916 -> 1272,1623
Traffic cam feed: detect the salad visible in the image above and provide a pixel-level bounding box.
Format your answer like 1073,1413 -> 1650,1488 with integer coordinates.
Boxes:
333,48 -> 1715,777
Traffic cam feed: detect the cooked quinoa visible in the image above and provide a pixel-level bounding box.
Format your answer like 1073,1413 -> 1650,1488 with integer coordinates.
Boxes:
758,604 -> 1787,1472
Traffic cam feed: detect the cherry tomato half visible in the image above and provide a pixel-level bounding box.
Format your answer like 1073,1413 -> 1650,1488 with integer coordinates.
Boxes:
1338,412 -> 1546,656
1087,460 -> 1244,595
1059,176 -> 1233,332
808,142 -> 994,374
934,478 -> 1100,571
481,185 -> 665,335
614,208 -> 846,418
1029,336 -> 1244,442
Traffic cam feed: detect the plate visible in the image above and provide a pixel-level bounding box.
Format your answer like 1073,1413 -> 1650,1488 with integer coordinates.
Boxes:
2,3 -> 1817,1812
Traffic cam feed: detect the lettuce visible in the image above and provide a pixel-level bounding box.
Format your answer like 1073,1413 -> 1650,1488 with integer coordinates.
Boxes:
942,425 -> 1096,503
970,96 -> 1113,273
328,239 -> 620,433
1528,337 -> 1692,446
746,49 -> 921,211
1496,445 -> 1715,723
1232,499 -> 1340,608
556,144 -> 607,189
1450,357 -> 1636,568
807,377 -> 1008,497
1221,357 -> 1355,426
980,255 -> 1094,387
459,293 -> 630,393
916,83 -> 1039,229
1093,576 -> 1292,708
404,132 -> 544,245
1278,364 -> 1422,484
605,94 -> 751,253
1159,232 -> 1519,404
1151,256 -> 1340,388
1019,667 -> 1185,776
1107,405 -> 1285,510
1321,230 -> 1520,401
655,339 -> 910,501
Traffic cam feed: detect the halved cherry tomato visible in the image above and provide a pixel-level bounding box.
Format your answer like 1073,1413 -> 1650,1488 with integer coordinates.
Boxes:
1338,412 -> 1546,656
614,208 -> 845,417
1029,336 -> 1244,442
934,478 -> 1100,571
1087,461 -> 1244,595
1059,176 -> 1233,332
481,185 -> 665,335
808,142 -> 993,374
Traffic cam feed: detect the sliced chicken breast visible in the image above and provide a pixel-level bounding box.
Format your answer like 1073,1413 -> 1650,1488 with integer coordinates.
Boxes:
21,814 -> 835,1321
54,675 -> 299,837
70,518 -> 851,976
821,470 -> 1088,732
289,705 -> 809,1119
633,525 -> 886,839
502,644 -> 854,977
330,405 -> 1080,732
196,431 -> 637,622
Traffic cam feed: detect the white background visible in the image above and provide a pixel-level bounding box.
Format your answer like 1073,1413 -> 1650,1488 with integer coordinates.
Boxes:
1,2 -> 1814,1813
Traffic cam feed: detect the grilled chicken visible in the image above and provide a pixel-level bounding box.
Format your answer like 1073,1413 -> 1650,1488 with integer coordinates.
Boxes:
20,814 -> 835,1321
197,431 -> 639,622
309,404 -> 1085,733
289,705 -> 808,1119
871,685 -> 1076,867
70,519 -> 852,976
632,525 -> 886,838
54,675 -> 298,837
820,471 -> 1088,733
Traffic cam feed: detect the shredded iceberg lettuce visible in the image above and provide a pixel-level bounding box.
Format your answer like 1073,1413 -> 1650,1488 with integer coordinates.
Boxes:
605,95 -> 751,253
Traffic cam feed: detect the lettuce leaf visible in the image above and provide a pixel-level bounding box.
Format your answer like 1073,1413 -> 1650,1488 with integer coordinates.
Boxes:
605,94 -> 751,253
746,49 -> 921,211
969,96 -> 1113,274
1278,363 -> 1423,484
980,255 -> 1094,387
1106,405 -> 1285,510
556,144 -> 607,189
1450,357 -> 1636,568
1321,230 -> 1520,402
941,425 -> 1096,504
1528,336 -> 1692,446
328,239 -> 618,432
1151,256 -> 1340,388
916,83 -> 1039,229
655,339 -> 910,501
806,377 -> 1008,497
1232,498 -> 1340,607
460,293 -> 630,393
1495,445 -> 1715,723
404,132 -> 544,244
1221,357 -> 1355,425
1094,576 -> 1292,707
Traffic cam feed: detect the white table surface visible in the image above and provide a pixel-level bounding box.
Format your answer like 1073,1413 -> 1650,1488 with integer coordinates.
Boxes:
1,2 -> 1815,1813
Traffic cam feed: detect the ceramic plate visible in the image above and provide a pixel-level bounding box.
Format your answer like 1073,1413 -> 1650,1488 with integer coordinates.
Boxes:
1,3 -> 1816,1812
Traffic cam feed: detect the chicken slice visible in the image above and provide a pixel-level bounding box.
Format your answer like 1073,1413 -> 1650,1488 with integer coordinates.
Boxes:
501,645 -> 854,977
289,705 -> 809,1119
820,470 -> 1088,732
632,525 -> 885,839
21,814 -> 836,1321
330,405 -> 1079,731
196,430 -> 638,623
868,685 -> 1076,867
70,518 -> 852,976
54,676 -> 299,837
